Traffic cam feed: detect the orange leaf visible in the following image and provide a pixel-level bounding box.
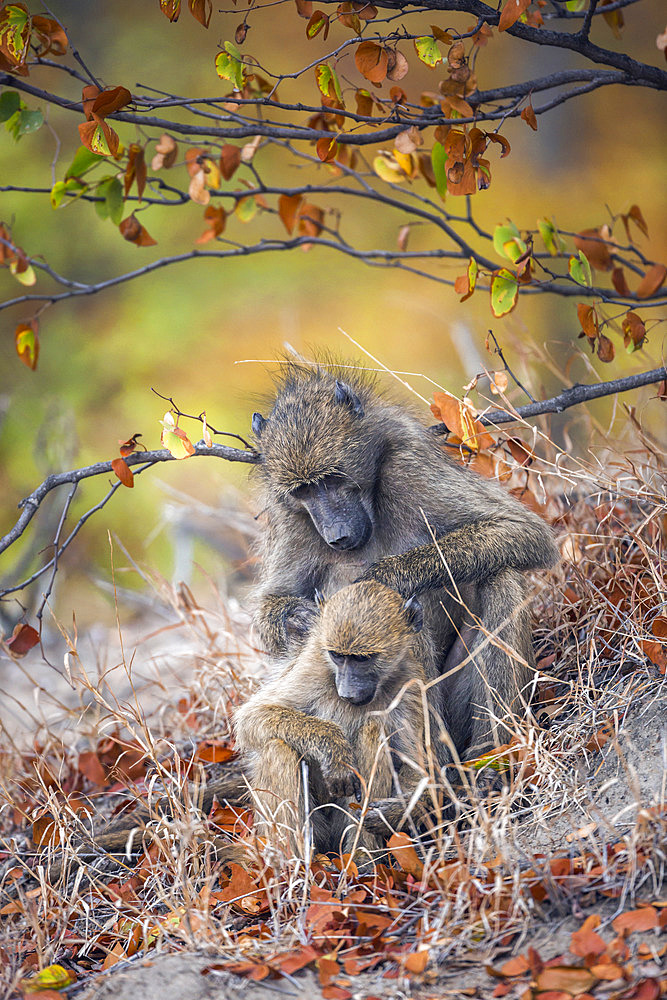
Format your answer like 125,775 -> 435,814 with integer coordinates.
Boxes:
91,85 -> 132,118
635,263 -> 666,299
520,102 -> 537,130
297,203 -> 324,238
534,966 -> 596,994
219,144 -> 242,180
125,143 -> 147,199
577,303 -> 599,340
387,832 -> 423,878
499,954 -> 530,976
574,228 -> 613,271
316,136 -> 338,162
111,457 -> 134,488
78,750 -> 107,785
189,0 -> 212,27
278,193 -> 304,234
354,40 -> 388,84
78,117 -> 119,157
498,0 -> 531,32
119,213 -> 158,247
612,907 -> 658,934
196,205 -> 226,243
5,623 -> 39,656
195,741 -> 235,763
119,433 -> 142,456
32,812 -> 60,847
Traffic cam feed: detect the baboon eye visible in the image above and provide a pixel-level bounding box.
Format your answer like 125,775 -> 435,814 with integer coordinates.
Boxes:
328,651 -> 372,667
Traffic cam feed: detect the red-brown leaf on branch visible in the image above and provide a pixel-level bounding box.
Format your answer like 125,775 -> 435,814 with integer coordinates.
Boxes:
111,457 -> 134,488
119,214 -> 157,246
15,320 -> 39,370
498,0 -> 531,32
32,16 -> 68,56
574,228 -> 613,271
520,101 -> 537,130
297,203 -> 324,238
0,3 -> 31,74
160,0 -> 181,21
306,10 -> 329,39
219,144 -> 242,180
316,136 -> 338,162
621,203 -> 648,241
577,303 -> 599,341
78,117 -> 120,157
621,311 -> 646,351
611,266 -> 631,296
196,205 -> 226,243
596,333 -> 615,363
635,263 -> 666,298
124,143 -> 147,199
119,433 -> 142,456
278,193 -> 304,234
91,85 -> 132,118
354,40 -> 388,84
189,0 -> 212,27
4,623 -> 40,656
295,0 -> 313,18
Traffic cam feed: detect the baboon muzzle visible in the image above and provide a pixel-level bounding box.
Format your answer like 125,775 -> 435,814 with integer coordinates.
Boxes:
302,483 -> 372,550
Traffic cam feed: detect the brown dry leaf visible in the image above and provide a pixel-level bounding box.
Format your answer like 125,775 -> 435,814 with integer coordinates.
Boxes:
596,333 -> 615,363
612,907 -> 658,934
32,812 -> 60,847
386,48 -> 409,82
195,741 -> 235,763
507,438 -> 533,466
489,370 -> 509,394
151,133 -> 177,170
278,193 -> 304,234
611,266 -> 631,296
298,203 -> 324,238
188,168 -> 210,205
387,832 -> 424,878
124,143 -> 147,199
635,263 -> 667,298
219,144 -> 242,181
574,228 -> 613,271
78,750 -> 107,785
570,918 -> 607,958
520,102 -> 537,130
111,457 -> 134,488
577,303 -> 599,339
498,0 -> 530,31
4,623 -> 40,656
621,311 -> 646,350
534,966 -> 596,994
119,214 -> 158,246
354,40 -> 388,84
196,205 -> 226,244
499,954 -> 530,976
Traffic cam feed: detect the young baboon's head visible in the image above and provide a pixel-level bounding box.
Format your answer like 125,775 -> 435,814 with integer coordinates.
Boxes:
319,581 -> 423,706
251,364 -> 383,551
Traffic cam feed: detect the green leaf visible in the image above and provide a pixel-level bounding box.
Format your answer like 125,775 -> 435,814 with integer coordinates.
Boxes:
316,63 -> 342,103
569,250 -> 593,287
491,269 -> 519,317
17,108 -> 43,135
235,195 -> 257,222
50,177 -> 86,208
66,146 -> 107,179
2,5 -> 30,63
493,222 -> 526,263
100,176 -> 124,225
215,42 -> 245,90
537,217 -> 566,256
414,36 -> 442,67
0,90 -> 20,122
565,0 -> 586,10
9,259 -> 36,286
431,141 -> 447,200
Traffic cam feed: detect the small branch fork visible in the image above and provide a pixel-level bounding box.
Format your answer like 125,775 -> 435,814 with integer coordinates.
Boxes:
1,367 -> 664,610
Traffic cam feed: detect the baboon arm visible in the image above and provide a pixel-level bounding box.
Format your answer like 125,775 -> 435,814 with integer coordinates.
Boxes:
235,703 -> 353,772
360,517 -> 558,596
254,592 -> 318,655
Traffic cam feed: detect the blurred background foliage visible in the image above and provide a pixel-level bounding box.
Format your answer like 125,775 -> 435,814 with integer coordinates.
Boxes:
0,0 -> 665,629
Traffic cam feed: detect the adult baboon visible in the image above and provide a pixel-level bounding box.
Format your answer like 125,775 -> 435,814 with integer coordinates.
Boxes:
235,581 -> 436,856
252,361 -> 558,762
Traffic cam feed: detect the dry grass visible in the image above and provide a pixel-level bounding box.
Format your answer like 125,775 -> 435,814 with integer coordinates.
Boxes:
0,412 -> 665,998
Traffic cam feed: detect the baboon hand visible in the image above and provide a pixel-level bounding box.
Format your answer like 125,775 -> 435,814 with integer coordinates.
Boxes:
282,598 -> 319,645
319,740 -> 362,801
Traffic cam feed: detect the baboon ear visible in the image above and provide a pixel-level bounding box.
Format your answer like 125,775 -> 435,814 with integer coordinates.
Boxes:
252,412 -> 268,437
403,595 -> 423,633
334,380 -> 364,417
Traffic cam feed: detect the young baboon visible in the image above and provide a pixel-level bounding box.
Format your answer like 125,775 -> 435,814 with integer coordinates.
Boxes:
252,361 -> 559,762
235,580 -> 435,856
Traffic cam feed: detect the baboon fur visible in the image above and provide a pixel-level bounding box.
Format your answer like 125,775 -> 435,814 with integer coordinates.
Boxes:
235,581 -> 436,857
252,361 -> 559,762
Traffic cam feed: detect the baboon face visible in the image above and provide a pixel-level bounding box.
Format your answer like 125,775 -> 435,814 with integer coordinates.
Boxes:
327,650 -> 380,706
288,474 -> 373,550
253,374 -> 377,551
